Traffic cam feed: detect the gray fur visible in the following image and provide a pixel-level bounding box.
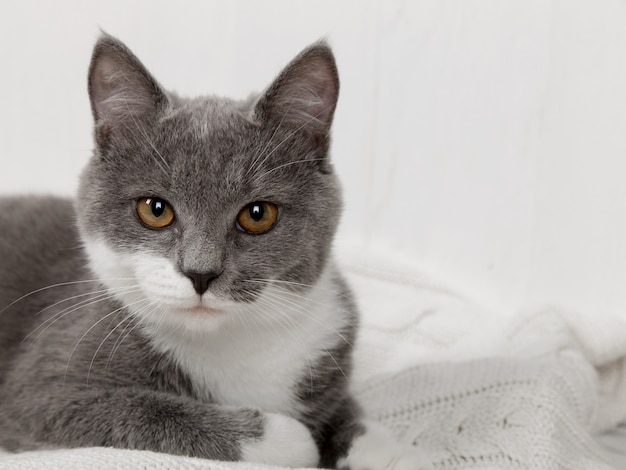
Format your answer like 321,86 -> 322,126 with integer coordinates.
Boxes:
0,35 -> 363,466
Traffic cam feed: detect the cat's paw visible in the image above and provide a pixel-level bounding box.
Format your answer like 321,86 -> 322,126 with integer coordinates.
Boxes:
241,412 -> 319,467
338,421 -> 431,470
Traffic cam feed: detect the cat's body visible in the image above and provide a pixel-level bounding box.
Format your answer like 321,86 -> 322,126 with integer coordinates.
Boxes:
0,196 -> 356,466
0,36 -> 424,469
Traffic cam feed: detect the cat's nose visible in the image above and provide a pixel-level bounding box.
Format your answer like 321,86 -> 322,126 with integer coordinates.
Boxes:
184,271 -> 220,295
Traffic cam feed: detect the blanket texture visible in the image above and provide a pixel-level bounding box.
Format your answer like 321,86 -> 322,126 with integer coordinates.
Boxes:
1,248 -> 625,469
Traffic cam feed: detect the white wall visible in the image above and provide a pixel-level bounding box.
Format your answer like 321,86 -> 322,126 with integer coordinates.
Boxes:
2,0 -> 626,317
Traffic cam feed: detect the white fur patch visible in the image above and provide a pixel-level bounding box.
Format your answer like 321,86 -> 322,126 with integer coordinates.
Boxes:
241,412 -> 319,467
83,238 -> 237,332
340,421 -> 432,470
149,264 -> 350,415
83,237 -> 351,416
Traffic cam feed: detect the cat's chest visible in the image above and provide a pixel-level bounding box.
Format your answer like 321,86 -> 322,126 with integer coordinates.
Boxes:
153,298 -> 346,416
186,337 -> 307,414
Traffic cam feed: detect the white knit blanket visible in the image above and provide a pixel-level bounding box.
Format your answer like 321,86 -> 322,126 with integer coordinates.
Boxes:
2,249 -> 625,469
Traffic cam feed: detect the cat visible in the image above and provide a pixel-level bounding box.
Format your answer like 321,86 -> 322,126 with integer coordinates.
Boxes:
0,34 -> 424,469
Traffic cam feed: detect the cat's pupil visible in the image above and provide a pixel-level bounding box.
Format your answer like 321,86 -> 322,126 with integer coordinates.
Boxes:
249,204 -> 264,222
151,199 -> 165,218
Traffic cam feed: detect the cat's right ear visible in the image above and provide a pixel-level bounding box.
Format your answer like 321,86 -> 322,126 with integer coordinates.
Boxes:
88,34 -> 167,146
254,42 -> 339,140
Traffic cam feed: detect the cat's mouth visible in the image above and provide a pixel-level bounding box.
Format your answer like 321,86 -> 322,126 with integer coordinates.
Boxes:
182,305 -> 223,315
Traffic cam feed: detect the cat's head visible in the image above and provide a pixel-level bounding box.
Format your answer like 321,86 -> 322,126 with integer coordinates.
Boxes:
76,34 -> 342,332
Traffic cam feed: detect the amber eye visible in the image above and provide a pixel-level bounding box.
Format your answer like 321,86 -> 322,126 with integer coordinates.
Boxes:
136,197 -> 175,229
236,202 -> 278,234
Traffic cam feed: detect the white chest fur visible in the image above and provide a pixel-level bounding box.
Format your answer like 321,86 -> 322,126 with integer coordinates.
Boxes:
148,266 -> 350,416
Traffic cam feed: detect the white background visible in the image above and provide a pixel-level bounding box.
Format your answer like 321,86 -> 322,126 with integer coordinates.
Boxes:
2,0 -> 626,318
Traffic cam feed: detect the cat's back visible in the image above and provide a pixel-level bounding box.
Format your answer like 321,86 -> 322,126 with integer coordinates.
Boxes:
0,196 -> 85,368
0,196 -> 81,283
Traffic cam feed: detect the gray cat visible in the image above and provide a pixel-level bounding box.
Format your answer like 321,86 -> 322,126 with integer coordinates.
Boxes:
0,35 -> 424,469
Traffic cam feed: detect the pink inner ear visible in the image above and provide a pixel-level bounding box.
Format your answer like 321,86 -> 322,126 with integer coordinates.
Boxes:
268,51 -> 339,132
90,53 -> 156,125
90,54 -> 123,120
303,66 -> 338,124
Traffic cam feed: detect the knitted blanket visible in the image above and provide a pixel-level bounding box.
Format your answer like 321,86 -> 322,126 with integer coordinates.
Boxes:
1,249 -> 625,469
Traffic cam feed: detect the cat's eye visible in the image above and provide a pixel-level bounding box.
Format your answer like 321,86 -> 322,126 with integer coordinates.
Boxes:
136,197 -> 175,229
236,202 -> 278,234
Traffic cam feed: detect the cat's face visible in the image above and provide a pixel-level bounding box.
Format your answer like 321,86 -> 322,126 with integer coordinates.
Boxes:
76,35 -> 341,332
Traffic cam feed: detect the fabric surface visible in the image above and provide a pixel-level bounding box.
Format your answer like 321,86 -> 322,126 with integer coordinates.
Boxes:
1,247 -> 625,469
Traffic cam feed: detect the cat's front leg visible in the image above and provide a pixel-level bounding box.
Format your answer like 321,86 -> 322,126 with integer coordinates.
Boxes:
241,411 -> 319,466
1,385 -> 318,467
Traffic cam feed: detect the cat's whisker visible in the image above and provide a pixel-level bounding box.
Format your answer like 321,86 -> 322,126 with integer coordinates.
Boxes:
247,114 -> 307,176
246,96 -> 306,177
244,278 -> 356,317
63,243 -> 91,252
250,292 -> 340,383
268,286 -> 354,320
120,100 -> 171,175
242,296 -> 304,359
255,288 -> 351,349
25,287 -> 144,345
238,293 -> 319,389
63,297 -> 151,386
250,293 -> 313,343
87,306 -> 146,383
34,284 -> 142,317
247,102 -> 336,178
152,303 -> 170,331
230,300 -> 257,345
257,285 -> 357,320
252,158 -> 326,184
106,303 -> 156,368
243,278 -> 349,298
25,292 -> 114,344
244,279 -> 354,330
87,312 -> 135,383
0,278 -> 136,314
256,288 -> 353,348
106,314 -> 139,368
246,106 -> 292,177
25,285 -> 141,345
232,303 -> 261,342
120,120 -> 170,177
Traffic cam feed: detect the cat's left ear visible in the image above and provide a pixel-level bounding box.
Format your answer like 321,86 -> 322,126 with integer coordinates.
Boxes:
254,42 -> 339,139
88,34 -> 167,146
